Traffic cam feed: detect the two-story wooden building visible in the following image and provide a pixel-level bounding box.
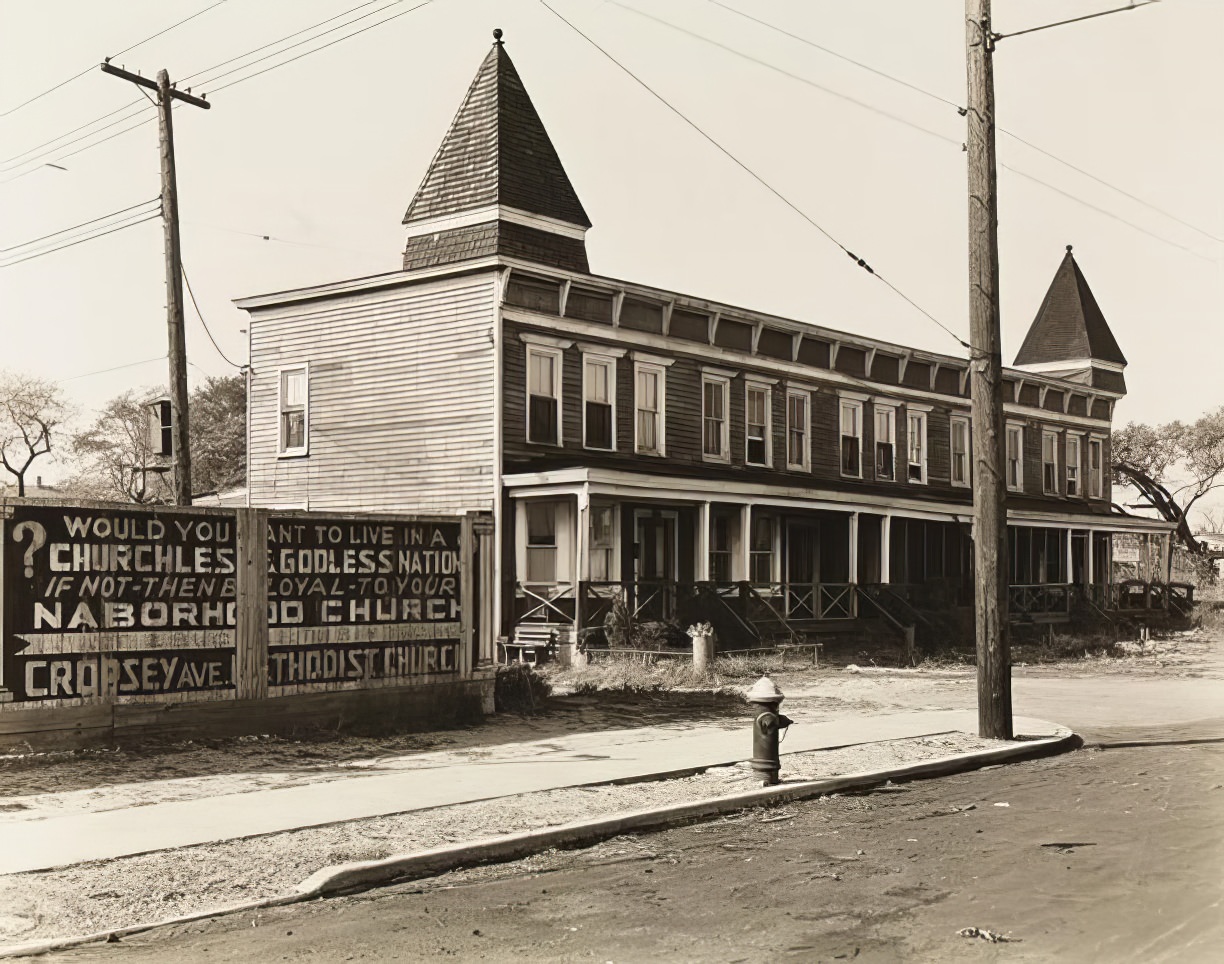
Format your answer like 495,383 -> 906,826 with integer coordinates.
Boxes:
236,37 -> 1173,654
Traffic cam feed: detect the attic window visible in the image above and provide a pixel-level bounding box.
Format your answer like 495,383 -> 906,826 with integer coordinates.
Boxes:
505,276 -> 561,314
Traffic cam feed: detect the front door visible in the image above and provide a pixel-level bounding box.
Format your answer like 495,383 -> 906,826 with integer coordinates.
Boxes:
786,522 -> 820,618
634,510 -> 677,620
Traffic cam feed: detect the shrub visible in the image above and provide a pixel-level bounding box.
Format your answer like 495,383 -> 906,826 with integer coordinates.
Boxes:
494,663 -> 552,713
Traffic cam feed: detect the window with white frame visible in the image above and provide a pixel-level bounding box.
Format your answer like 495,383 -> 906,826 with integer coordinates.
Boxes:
279,366 -> 308,455
1006,423 -> 1024,491
750,515 -> 775,584
841,398 -> 863,477
745,382 -> 771,466
583,354 -> 615,450
1042,429 -> 1060,494
634,362 -> 666,455
874,405 -> 896,480
950,415 -> 971,487
525,502 -> 558,583
786,389 -> 810,471
527,346 -> 562,445
702,373 -> 730,461
589,504 -> 615,581
906,409 -> 928,483
1066,434 -> 1082,497
1088,437 -> 1104,499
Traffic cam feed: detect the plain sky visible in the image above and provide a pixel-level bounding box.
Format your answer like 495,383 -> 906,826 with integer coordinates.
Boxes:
1,0 -> 1221,484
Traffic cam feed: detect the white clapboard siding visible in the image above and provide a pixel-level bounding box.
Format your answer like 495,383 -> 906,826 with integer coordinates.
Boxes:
246,273 -> 497,513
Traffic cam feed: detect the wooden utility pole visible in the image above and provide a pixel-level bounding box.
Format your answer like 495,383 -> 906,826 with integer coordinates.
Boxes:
964,0 -> 1012,740
101,63 -> 210,505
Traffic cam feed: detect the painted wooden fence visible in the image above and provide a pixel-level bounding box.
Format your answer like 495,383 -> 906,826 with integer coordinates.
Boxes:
0,499 -> 495,745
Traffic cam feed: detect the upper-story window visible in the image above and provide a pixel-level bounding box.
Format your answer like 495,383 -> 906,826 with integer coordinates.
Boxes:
1006,423 -> 1024,491
1042,429 -> 1060,494
745,381 -> 772,467
634,359 -> 667,456
279,366 -> 309,456
950,415 -> 971,487
1066,433 -> 1082,497
840,398 -> 863,477
527,345 -> 562,445
1088,437 -> 1104,499
787,389 -> 810,471
582,353 -> 616,451
906,408 -> 928,483
701,371 -> 731,462
874,404 -> 895,481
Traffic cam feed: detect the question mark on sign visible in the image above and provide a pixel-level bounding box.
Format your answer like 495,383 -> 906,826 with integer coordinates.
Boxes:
12,521 -> 47,578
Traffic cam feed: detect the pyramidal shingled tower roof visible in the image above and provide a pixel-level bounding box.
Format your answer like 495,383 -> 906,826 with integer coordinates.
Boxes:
402,33 -> 592,273
1014,246 -> 1127,368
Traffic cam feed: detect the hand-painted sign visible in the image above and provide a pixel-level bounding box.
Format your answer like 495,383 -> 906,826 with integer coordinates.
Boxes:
265,517 -> 463,688
3,504 -> 237,702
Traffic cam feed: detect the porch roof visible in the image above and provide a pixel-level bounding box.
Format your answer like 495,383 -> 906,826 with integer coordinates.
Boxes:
501,467 -> 1175,534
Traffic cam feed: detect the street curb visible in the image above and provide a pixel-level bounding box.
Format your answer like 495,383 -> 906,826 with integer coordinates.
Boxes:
0,728 -> 1077,959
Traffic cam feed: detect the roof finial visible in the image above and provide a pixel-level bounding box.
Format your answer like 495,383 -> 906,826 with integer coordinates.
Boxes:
1066,244 -> 1073,253
493,28 -> 504,45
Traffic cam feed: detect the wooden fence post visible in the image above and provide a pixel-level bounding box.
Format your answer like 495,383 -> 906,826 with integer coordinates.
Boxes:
460,513 -> 474,678
235,508 -> 269,700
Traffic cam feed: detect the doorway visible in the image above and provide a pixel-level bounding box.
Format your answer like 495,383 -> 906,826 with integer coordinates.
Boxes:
634,509 -> 678,620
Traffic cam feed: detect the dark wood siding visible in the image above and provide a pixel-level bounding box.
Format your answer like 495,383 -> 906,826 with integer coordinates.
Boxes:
757,327 -> 791,360
714,318 -> 753,351
620,298 -> 663,333
1043,389 -> 1065,413
670,309 -> 709,343
903,361 -> 930,390
834,347 -> 867,378
871,355 -> 899,384
566,288 -> 614,325
505,276 -> 560,314
934,367 -> 961,396
798,339 -> 830,368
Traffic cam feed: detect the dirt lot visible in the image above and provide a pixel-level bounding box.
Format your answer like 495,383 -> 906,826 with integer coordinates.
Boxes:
0,626 -> 1218,954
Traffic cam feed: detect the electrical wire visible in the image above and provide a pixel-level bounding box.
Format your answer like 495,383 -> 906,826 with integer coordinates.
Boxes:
207,0 -> 433,95
610,1 -> 960,149
182,264 -> 245,369
0,198 -> 160,253
0,0 -> 229,119
178,0 -> 396,85
538,0 -> 971,352
0,100 -> 144,167
63,356 -> 169,381
0,0 -> 432,183
705,0 -> 1221,247
0,213 -> 160,268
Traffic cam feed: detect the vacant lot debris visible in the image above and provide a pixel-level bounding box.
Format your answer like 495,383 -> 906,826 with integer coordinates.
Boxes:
957,926 -> 1018,943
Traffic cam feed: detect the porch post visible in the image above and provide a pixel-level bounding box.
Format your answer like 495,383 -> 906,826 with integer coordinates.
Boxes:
880,514 -> 891,584
849,511 -> 859,617
739,503 -> 752,583
697,501 -> 711,582
1064,528 -> 1073,586
575,487 -> 589,644
848,512 -> 860,584
1086,530 -> 1095,586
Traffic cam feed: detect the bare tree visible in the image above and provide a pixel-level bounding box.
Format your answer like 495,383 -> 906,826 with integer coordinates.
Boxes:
0,372 -> 70,496
1113,407 -> 1224,553
69,390 -> 170,504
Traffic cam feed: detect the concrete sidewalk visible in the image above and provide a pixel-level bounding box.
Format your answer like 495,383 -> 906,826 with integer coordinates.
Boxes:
0,709 -> 1063,877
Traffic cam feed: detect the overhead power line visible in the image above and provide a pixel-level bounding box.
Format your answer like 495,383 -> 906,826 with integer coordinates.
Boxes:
63,355 -> 169,382
1,0 -> 434,184
703,0 -> 1221,248
0,197 -> 160,253
0,0 -> 229,119
539,0 -> 971,352
182,264 -> 245,369
0,212 -> 160,268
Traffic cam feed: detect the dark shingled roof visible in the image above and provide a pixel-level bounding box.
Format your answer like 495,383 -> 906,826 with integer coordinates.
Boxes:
403,42 -> 591,229
1014,247 -> 1127,367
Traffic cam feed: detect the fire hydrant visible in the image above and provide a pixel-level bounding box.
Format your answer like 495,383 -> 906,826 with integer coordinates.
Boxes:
746,675 -> 794,786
